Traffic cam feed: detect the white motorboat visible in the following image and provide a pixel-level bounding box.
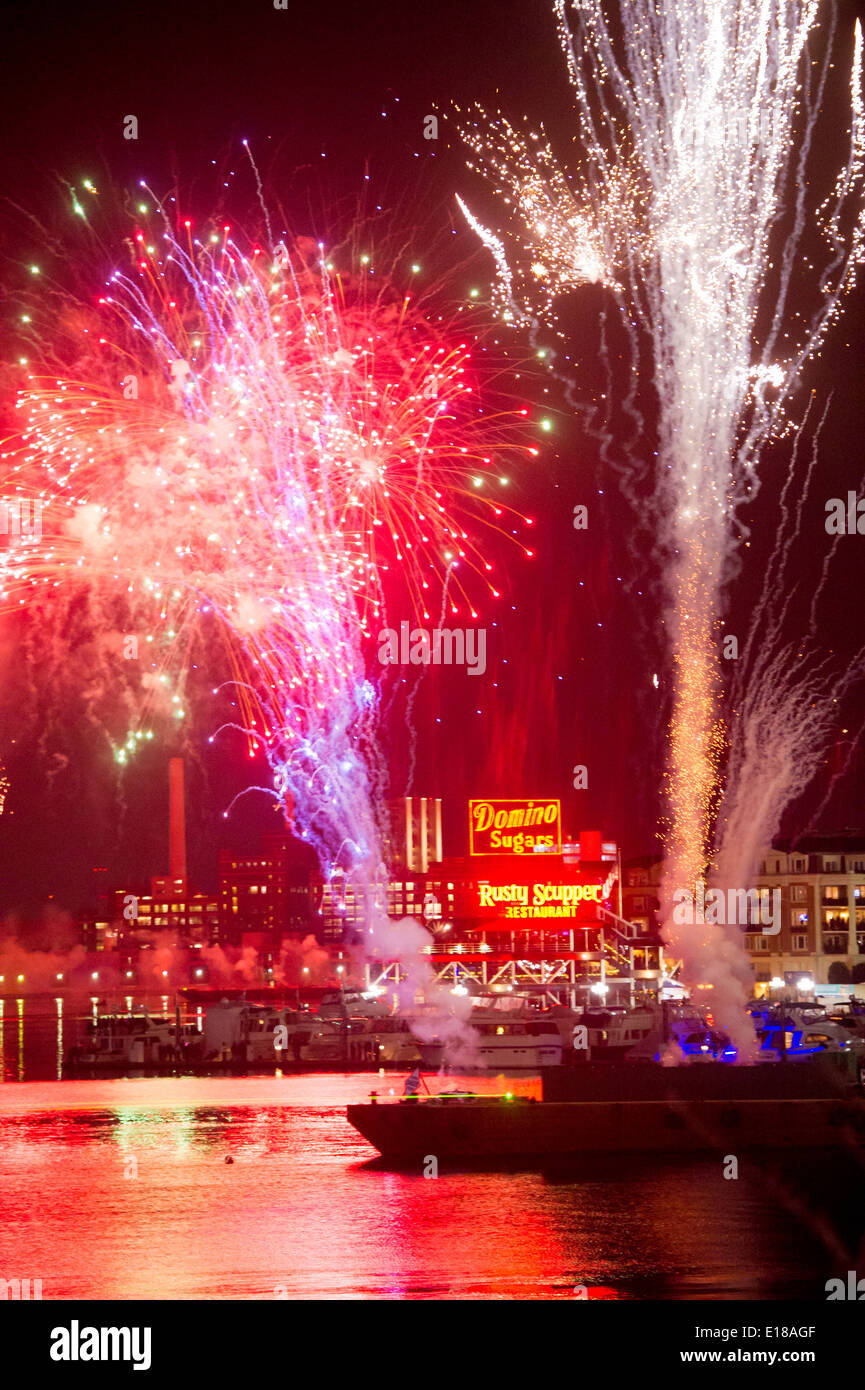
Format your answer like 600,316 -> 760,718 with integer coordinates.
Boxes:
67,1010 -> 198,1069
572,1006 -> 656,1057
466,1011 -> 563,1069
202,1000 -> 313,1063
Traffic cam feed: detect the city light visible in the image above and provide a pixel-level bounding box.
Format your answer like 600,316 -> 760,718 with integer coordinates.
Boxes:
0,0 -> 862,1326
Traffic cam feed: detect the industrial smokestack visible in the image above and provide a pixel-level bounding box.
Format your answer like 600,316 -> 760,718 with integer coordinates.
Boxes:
169,757 -> 187,889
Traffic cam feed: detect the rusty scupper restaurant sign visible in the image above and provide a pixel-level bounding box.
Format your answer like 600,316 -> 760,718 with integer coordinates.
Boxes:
477,880 -> 611,919
469,800 -> 616,920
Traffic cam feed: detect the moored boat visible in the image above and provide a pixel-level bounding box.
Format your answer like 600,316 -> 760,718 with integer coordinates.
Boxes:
464,1012 -> 563,1069
66,1010 -> 199,1069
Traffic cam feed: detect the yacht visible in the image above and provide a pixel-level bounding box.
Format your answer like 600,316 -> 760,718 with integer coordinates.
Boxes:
203,1000 -> 314,1064
465,1011 -> 563,1069
300,1013 -> 427,1066
318,990 -> 391,1019
388,997 -> 563,1071
621,1005 -> 736,1063
67,1010 -> 199,1069
572,1005 -> 656,1058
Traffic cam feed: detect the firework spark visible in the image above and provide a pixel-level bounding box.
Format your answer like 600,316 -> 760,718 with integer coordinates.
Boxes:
1,198 -> 531,976
453,0 -> 865,1051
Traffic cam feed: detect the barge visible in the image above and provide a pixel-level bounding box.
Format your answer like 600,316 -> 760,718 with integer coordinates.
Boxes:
346,1056 -> 865,1163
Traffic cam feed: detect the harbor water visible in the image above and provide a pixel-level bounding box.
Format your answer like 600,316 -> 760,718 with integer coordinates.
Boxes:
0,997 -> 863,1299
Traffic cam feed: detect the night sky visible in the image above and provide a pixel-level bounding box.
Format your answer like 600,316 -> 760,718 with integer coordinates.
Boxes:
1,0 -> 864,915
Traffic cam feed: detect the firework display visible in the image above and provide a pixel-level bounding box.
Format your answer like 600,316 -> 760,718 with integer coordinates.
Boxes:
4,0 -> 865,1328
0,198 -> 532,943
452,0 -> 865,1049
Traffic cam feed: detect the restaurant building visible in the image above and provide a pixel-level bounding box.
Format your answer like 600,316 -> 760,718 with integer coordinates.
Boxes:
360,797 -> 665,1007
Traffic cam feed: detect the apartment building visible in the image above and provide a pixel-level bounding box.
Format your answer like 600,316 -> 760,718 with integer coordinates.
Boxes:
753,833 -> 865,990
623,834 -> 865,993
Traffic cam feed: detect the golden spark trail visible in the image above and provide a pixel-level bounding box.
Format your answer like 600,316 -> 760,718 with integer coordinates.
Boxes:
453,0 -> 865,1052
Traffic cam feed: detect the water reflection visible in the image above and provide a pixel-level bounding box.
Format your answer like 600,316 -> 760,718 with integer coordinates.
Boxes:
1,1002 -> 863,1299
56,998 -> 63,1080
0,1073 -> 862,1299
0,993 -> 192,1084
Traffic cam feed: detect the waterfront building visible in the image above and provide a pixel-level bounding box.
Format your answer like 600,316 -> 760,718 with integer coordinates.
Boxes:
218,833 -> 317,945
111,887 -> 221,945
621,834 -> 865,996
752,833 -> 865,994
362,799 -> 665,1008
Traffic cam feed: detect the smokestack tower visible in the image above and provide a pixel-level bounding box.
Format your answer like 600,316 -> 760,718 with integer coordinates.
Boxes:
169,756 -> 187,891
394,796 -> 442,872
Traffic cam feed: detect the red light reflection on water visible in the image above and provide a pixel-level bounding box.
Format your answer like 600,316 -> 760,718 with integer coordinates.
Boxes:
0,1073 -> 588,1299
0,1072 -> 837,1299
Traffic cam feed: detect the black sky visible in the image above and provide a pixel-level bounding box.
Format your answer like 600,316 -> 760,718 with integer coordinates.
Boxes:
0,0 -> 864,913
